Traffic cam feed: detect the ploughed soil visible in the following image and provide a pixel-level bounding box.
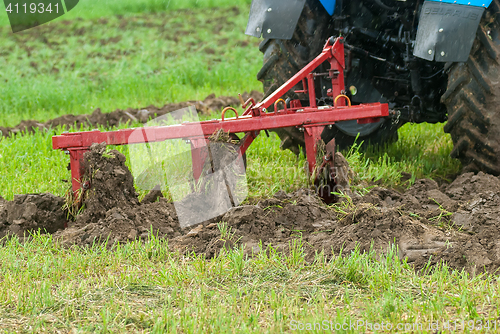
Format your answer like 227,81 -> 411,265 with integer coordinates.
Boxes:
0,91 -> 263,136
1,144 -> 500,274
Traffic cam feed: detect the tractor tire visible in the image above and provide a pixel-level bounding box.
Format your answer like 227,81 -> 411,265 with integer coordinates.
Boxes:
442,2 -> 500,175
257,0 -> 399,154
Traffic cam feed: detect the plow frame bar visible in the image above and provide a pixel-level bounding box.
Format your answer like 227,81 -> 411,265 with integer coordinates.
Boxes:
52,37 -> 389,199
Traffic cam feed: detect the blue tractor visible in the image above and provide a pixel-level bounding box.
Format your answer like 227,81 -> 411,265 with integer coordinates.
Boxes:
246,0 -> 500,175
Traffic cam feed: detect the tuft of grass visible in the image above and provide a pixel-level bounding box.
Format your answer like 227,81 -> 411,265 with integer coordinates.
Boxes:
367,123 -> 460,183
343,122 -> 461,191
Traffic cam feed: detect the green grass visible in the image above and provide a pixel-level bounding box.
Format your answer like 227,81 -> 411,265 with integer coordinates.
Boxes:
351,122 -> 460,187
1,234 -> 499,333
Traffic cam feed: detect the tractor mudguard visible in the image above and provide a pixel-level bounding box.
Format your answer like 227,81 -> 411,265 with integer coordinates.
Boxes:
414,0 -> 492,62
245,0 -> 307,39
246,0 -> 337,39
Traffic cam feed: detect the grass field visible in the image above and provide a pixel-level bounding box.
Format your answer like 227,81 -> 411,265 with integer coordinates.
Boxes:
0,1 -> 485,333
2,236 -> 499,333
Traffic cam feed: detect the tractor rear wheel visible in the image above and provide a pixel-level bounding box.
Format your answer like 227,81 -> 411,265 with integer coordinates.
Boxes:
442,2 -> 500,175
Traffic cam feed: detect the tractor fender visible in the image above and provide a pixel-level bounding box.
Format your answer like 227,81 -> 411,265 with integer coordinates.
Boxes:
246,0 -> 336,40
245,0 -> 307,39
414,0 -> 492,62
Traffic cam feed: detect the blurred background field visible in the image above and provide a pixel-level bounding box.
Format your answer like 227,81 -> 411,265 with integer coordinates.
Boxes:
0,0 -> 259,126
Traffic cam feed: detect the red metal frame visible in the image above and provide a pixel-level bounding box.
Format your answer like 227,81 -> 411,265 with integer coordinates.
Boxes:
52,37 -> 389,199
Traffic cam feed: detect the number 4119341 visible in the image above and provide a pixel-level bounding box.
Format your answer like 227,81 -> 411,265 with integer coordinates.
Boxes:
6,3 -> 60,14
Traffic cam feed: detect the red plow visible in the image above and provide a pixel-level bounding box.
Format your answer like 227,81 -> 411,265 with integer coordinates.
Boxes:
52,37 -> 388,204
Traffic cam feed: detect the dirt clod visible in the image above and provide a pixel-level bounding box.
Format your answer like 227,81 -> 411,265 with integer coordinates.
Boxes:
77,143 -> 139,223
141,186 -> 163,204
54,144 -> 181,245
0,193 -> 67,239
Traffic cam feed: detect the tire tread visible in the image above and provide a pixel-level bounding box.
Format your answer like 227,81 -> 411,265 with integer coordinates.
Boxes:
444,9 -> 500,175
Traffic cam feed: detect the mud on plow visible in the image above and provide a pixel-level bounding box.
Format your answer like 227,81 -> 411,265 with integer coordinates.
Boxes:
52,37 -> 388,224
